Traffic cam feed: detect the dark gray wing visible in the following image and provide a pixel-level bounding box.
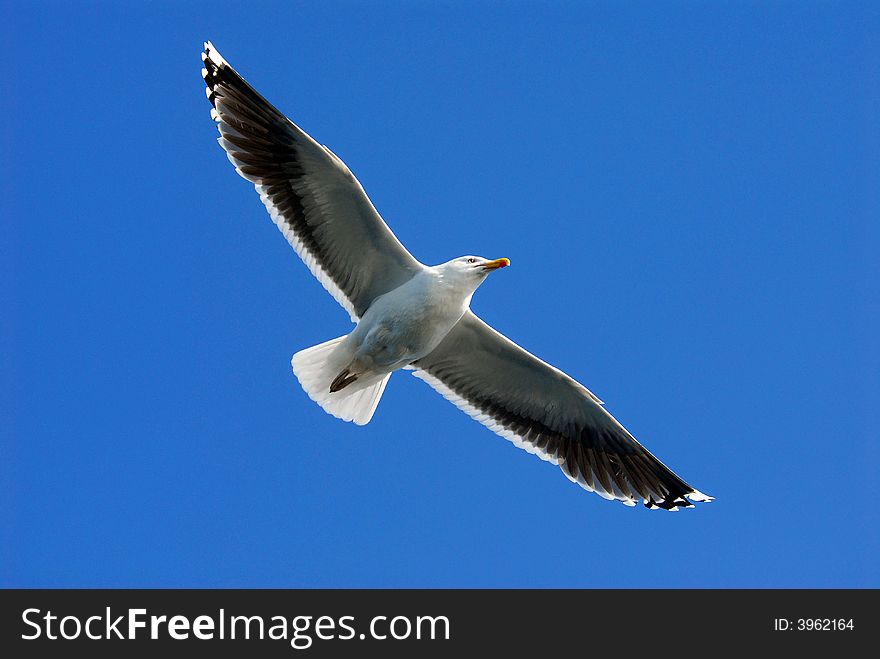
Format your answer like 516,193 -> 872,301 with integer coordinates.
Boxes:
201,42 -> 423,321
413,311 -> 712,510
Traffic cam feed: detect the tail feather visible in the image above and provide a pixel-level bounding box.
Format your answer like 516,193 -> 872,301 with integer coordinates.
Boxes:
332,374 -> 389,425
291,336 -> 390,425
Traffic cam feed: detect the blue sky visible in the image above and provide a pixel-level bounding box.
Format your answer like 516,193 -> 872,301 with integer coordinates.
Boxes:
2,1 -> 877,587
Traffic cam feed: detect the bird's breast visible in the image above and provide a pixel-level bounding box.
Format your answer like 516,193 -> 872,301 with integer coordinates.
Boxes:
356,277 -> 469,366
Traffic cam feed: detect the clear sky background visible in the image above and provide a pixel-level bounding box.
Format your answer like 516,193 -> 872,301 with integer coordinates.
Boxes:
2,1 -> 877,588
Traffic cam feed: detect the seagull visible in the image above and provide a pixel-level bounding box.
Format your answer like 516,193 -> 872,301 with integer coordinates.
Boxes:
201,42 -> 712,511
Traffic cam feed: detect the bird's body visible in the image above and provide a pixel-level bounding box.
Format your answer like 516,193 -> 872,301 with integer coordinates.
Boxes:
347,262 -> 480,373
293,257 -> 509,423
201,42 -> 713,511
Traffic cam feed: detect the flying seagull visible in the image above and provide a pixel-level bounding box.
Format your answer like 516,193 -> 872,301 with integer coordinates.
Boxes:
201,42 -> 712,511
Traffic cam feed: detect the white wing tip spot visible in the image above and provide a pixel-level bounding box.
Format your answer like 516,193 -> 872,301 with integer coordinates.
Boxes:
688,489 -> 714,503
205,42 -> 227,67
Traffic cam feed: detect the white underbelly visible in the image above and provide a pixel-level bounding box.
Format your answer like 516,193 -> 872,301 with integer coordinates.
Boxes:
351,279 -> 467,369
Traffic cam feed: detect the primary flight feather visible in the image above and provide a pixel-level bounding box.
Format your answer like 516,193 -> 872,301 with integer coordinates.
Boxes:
201,42 -> 712,511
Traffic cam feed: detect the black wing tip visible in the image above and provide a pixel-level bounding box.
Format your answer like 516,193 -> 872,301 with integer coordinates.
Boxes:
201,41 -> 227,107
645,489 -> 714,512
199,41 -> 288,127
201,41 -> 239,109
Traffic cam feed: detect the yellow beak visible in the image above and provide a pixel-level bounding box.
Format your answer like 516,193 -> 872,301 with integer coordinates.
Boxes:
481,257 -> 510,271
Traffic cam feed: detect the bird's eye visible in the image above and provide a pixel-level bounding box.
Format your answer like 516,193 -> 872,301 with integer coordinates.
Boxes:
467,258 -> 477,264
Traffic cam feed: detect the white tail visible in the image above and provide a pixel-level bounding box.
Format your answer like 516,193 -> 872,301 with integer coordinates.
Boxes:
291,336 -> 390,426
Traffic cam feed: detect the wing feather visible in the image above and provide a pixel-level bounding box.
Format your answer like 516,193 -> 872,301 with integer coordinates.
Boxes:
413,311 -> 712,510
201,42 -> 423,321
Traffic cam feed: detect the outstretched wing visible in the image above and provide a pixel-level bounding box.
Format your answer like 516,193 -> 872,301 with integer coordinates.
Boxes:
201,42 -> 423,321
413,311 -> 712,510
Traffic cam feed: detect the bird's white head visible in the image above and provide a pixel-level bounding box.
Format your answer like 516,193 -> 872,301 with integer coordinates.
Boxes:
434,255 -> 511,295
